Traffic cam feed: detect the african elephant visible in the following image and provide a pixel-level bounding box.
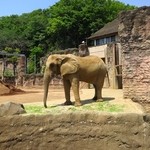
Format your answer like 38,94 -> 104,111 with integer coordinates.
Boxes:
43,54 -> 108,108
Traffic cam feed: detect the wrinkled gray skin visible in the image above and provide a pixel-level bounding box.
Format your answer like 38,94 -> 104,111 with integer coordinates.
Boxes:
43,54 -> 107,108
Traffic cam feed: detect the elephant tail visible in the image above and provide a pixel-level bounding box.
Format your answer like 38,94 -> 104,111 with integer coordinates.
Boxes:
106,71 -> 110,87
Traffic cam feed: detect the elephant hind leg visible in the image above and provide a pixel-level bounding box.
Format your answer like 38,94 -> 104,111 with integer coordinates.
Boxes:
92,84 -> 97,101
95,78 -> 105,102
64,101 -> 73,105
92,85 -> 103,102
63,79 -> 72,105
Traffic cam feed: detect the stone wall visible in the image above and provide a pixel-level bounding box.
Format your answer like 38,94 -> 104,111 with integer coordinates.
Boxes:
119,7 -> 150,103
19,74 -> 63,88
21,75 -> 88,89
0,113 -> 150,150
0,55 -> 26,78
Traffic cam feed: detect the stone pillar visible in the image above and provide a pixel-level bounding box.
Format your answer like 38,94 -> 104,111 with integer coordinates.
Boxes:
119,7 -> 150,103
17,55 -> 26,86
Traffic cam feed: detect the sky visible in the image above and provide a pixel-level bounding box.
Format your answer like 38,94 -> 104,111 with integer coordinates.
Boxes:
0,0 -> 60,17
0,0 -> 149,17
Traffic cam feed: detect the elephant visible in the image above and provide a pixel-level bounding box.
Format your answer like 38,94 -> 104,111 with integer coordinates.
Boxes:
43,54 -> 108,108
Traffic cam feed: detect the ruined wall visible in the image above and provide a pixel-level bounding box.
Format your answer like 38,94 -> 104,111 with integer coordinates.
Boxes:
0,113 -> 150,150
119,7 -> 150,103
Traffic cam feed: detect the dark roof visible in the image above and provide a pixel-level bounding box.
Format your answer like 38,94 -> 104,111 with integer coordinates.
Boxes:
88,18 -> 119,39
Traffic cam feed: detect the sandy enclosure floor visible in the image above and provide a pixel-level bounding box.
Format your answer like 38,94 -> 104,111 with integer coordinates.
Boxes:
0,87 -> 145,114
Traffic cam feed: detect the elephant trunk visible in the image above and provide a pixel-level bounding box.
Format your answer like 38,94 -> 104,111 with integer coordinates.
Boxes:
43,73 -> 52,108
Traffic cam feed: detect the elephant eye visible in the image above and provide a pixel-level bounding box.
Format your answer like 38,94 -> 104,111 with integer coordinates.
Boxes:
49,63 -> 55,69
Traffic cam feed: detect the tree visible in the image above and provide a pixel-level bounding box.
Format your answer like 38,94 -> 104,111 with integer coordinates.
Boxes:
3,47 -> 21,77
27,46 -> 43,73
46,0 -> 135,49
0,0 -> 135,69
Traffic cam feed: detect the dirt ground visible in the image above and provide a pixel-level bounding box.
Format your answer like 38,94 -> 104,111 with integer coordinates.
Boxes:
0,80 -> 149,113
0,84 -> 146,114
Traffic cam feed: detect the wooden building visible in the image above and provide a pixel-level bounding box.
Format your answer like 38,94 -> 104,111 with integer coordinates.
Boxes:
87,19 -> 122,89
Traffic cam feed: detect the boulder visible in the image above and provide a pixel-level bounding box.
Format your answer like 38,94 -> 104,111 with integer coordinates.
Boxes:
0,102 -> 26,116
0,82 -> 10,95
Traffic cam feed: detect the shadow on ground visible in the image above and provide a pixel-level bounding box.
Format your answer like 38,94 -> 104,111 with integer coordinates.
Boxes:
54,97 -> 115,106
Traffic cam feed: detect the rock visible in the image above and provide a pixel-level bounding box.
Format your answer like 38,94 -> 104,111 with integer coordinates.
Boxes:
0,102 -> 26,116
0,82 -> 10,95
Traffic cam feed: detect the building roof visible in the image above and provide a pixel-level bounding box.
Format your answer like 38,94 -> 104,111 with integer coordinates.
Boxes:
88,18 -> 119,39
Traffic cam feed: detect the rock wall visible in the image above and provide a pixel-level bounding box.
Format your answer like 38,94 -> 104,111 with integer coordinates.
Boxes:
0,113 -> 150,150
119,7 -> 150,103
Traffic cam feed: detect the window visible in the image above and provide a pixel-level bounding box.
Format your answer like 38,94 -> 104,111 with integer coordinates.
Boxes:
100,38 -> 104,45
96,39 -> 100,45
95,35 -> 116,46
106,37 -> 111,43
111,36 -> 116,42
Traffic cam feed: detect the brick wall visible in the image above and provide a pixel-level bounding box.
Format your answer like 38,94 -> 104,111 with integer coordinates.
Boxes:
119,7 -> 150,103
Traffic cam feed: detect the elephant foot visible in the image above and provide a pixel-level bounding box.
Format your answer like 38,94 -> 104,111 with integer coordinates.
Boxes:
44,104 -> 47,108
74,101 -> 82,107
92,96 -> 97,101
96,98 -> 103,102
64,101 -> 73,105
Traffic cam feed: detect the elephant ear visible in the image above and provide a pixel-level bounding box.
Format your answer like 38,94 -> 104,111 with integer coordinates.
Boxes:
60,56 -> 79,76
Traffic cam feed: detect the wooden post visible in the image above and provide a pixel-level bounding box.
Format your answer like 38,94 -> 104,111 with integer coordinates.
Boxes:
2,58 -> 6,81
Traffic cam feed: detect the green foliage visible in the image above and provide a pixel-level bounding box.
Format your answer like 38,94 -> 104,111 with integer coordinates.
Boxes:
47,0 -> 135,49
2,47 -> 20,76
4,69 -> 14,77
4,47 -> 20,63
30,46 -> 43,56
0,0 -> 135,62
27,58 -> 35,74
28,46 -> 43,73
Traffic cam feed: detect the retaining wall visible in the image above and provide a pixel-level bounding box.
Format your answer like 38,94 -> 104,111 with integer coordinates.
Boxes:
0,113 -> 150,150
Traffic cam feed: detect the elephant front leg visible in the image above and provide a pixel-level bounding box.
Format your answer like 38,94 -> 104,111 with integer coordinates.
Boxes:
92,84 -> 97,101
63,80 -> 72,105
71,78 -> 82,106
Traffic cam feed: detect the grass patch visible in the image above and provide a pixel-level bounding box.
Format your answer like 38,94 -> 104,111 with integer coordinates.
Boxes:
25,102 -> 124,115
25,105 -> 44,114
82,102 -> 124,112
96,102 -> 124,112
